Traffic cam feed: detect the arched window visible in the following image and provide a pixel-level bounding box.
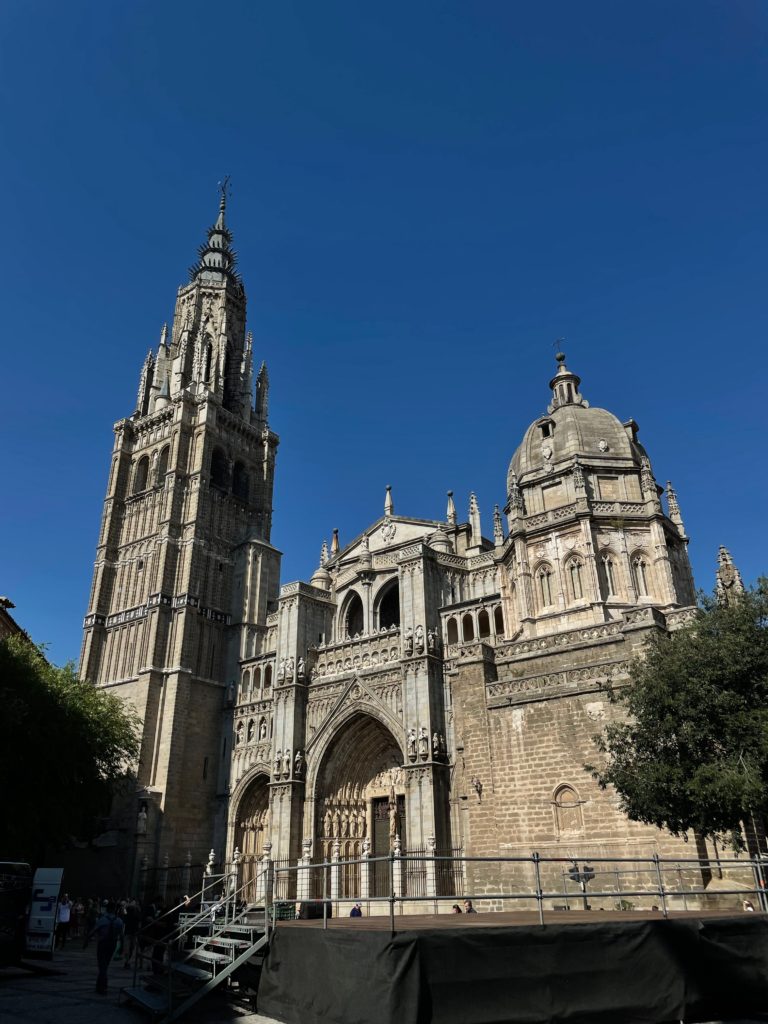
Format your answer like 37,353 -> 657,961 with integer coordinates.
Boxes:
478,609 -> 490,638
156,445 -> 170,485
462,614 -> 475,642
377,580 -> 400,629
203,338 -> 213,383
233,461 -> 249,503
264,664 -> 272,691
247,719 -> 255,743
568,559 -> 584,601
554,784 -> 584,833
344,592 -> 365,638
446,617 -> 458,645
494,606 -> 505,637
537,565 -> 553,608
211,448 -> 229,490
632,554 -> 650,597
133,455 -> 150,494
241,669 -> 251,702
601,553 -> 617,599
253,667 -> 261,697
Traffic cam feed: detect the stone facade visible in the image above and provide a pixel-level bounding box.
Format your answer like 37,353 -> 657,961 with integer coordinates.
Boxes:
81,196 -> 731,899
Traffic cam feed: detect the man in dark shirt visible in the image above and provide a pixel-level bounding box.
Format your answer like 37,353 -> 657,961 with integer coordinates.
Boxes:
87,902 -> 125,994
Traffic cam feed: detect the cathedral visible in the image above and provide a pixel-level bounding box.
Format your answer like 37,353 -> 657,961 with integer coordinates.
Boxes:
79,192 -> 739,900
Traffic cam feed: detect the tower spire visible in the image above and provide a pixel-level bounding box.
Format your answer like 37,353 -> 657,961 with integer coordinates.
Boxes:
715,546 -> 745,605
469,492 -> 482,547
189,179 -> 240,285
384,485 -> 394,517
666,481 -> 686,537
446,490 -> 456,526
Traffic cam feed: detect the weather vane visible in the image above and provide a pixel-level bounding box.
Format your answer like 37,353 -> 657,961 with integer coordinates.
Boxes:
218,175 -> 231,202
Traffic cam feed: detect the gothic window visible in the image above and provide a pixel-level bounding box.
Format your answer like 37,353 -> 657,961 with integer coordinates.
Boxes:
376,580 -> 400,629
601,554 -> 617,598
462,614 -> 475,642
554,784 -> 584,834
235,721 -> 244,746
247,719 -> 255,743
446,617 -> 458,645
478,609 -> 491,639
211,448 -> 229,490
241,670 -> 251,701
264,665 -> 272,691
203,338 -> 213,383
537,565 -> 554,608
568,559 -> 584,601
494,606 -> 505,637
253,667 -> 262,697
344,592 -> 365,637
156,445 -> 170,485
233,461 -> 249,503
632,554 -> 650,597
133,455 -> 150,494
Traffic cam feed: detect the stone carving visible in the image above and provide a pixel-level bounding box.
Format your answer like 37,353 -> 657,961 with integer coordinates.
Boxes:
573,460 -> 585,491
404,627 -> 413,656
282,748 -> 291,778
432,732 -> 440,759
137,805 -> 148,835
418,727 -> 429,760
294,749 -> 305,778
598,438 -> 608,452
247,720 -> 255,743
393,835 -> 402,855
362,836 -> 371,855
407,728 -> 417,762
274,749 -> 282,778
415,624 -> 424,654
297,657 -> 305,680
227,682 -> 235,704
381,520 -> 397,542
277,658 -> 285,680
427,628 -> 437,653
259,719 -> 267,741
285,657 -> 294,680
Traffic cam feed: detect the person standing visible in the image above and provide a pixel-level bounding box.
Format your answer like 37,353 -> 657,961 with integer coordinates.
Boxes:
463,900 -> 477,914
55,894 -> 73,949
87,902 -> 125,995
122,899 -> 140,968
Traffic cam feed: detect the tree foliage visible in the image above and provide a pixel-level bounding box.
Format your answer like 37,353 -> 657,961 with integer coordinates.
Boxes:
589,580 -> 768,849
0,635 -> 140,861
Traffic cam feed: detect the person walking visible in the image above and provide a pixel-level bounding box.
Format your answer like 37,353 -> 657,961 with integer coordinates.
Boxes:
87,901 -> 125,994
123,899 -> 140,968
55,894 -> 73,949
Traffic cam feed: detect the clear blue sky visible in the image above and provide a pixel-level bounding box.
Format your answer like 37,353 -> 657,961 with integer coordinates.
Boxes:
1,1 -> 766,666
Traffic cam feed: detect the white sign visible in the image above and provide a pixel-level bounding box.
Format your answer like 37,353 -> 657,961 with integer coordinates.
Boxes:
25,868 -> 63,957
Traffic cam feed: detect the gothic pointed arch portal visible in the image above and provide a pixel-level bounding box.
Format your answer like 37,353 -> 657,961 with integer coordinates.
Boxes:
234,772 -> 270,899
314,713 -> 405,898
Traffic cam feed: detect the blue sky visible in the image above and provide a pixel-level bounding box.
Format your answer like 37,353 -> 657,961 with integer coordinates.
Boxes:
1,1 -> 766,665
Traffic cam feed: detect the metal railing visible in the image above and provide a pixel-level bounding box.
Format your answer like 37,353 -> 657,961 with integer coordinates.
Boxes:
270,851 -> 767,934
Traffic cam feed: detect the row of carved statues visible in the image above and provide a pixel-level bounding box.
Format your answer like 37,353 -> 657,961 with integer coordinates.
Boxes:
403,625 -> 440,656
273,747 -> 305,779
406,727 -> 448,761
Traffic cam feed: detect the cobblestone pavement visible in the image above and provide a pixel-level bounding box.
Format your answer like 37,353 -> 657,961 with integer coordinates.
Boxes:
0,944 -> 277,1024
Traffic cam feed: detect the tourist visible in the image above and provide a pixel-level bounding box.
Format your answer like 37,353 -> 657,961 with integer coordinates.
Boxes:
463,900 -> 477,914
349,903 -> 362,918
87,901 -> 125,995
55,893 -> 73,949
123,898 -> 141,968
451,904 -> 462,914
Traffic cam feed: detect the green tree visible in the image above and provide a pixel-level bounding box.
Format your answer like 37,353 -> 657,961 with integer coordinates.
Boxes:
0,634 -> 140,861
589,580 -> 768,850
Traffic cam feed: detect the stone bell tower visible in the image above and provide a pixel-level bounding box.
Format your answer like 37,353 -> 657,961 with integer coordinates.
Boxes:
80,186 -> 281,871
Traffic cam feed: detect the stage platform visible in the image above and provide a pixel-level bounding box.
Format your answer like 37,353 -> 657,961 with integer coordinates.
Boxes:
258,910 -> 768,1024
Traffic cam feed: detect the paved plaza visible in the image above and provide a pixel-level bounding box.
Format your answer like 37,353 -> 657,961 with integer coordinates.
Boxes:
0,945 -> 277,1024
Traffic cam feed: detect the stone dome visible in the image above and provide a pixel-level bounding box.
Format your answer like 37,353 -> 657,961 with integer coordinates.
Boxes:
507,354 -> 643,493
427,527 -> 453,553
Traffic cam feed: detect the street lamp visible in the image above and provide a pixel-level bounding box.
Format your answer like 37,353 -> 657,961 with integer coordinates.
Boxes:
568,860 -> 595,910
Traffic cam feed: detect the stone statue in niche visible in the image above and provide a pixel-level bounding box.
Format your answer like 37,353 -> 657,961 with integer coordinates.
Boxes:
274,750 -> 282,777
404,627 -> 413,656
297,657 -> 305,680
324,810 -> 332,837
362,836 -> 371,855
388,796 -> 398,842
439,734 -> 447,756
407,728 -> 417,761
226,682 -> 235,704
415,624 -> 424,654
137,805 -> 148,835
427,628 -> 437,653
432,732 -> 440,759
259,719 -> 267,741
282,748 -> 291,778
277,659 -> 285,680
418,727 -> 429,760
285,657 -> 294,680
341,809 -> 349,837
247,720 -> 255,743
294,749 -> 305,778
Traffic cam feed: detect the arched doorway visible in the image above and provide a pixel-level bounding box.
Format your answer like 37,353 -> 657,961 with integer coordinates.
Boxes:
314,713 -> 405,898
234,773 -> 270,900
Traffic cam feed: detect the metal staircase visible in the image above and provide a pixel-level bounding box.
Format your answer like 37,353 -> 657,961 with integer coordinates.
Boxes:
120,864 -> 272,1022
